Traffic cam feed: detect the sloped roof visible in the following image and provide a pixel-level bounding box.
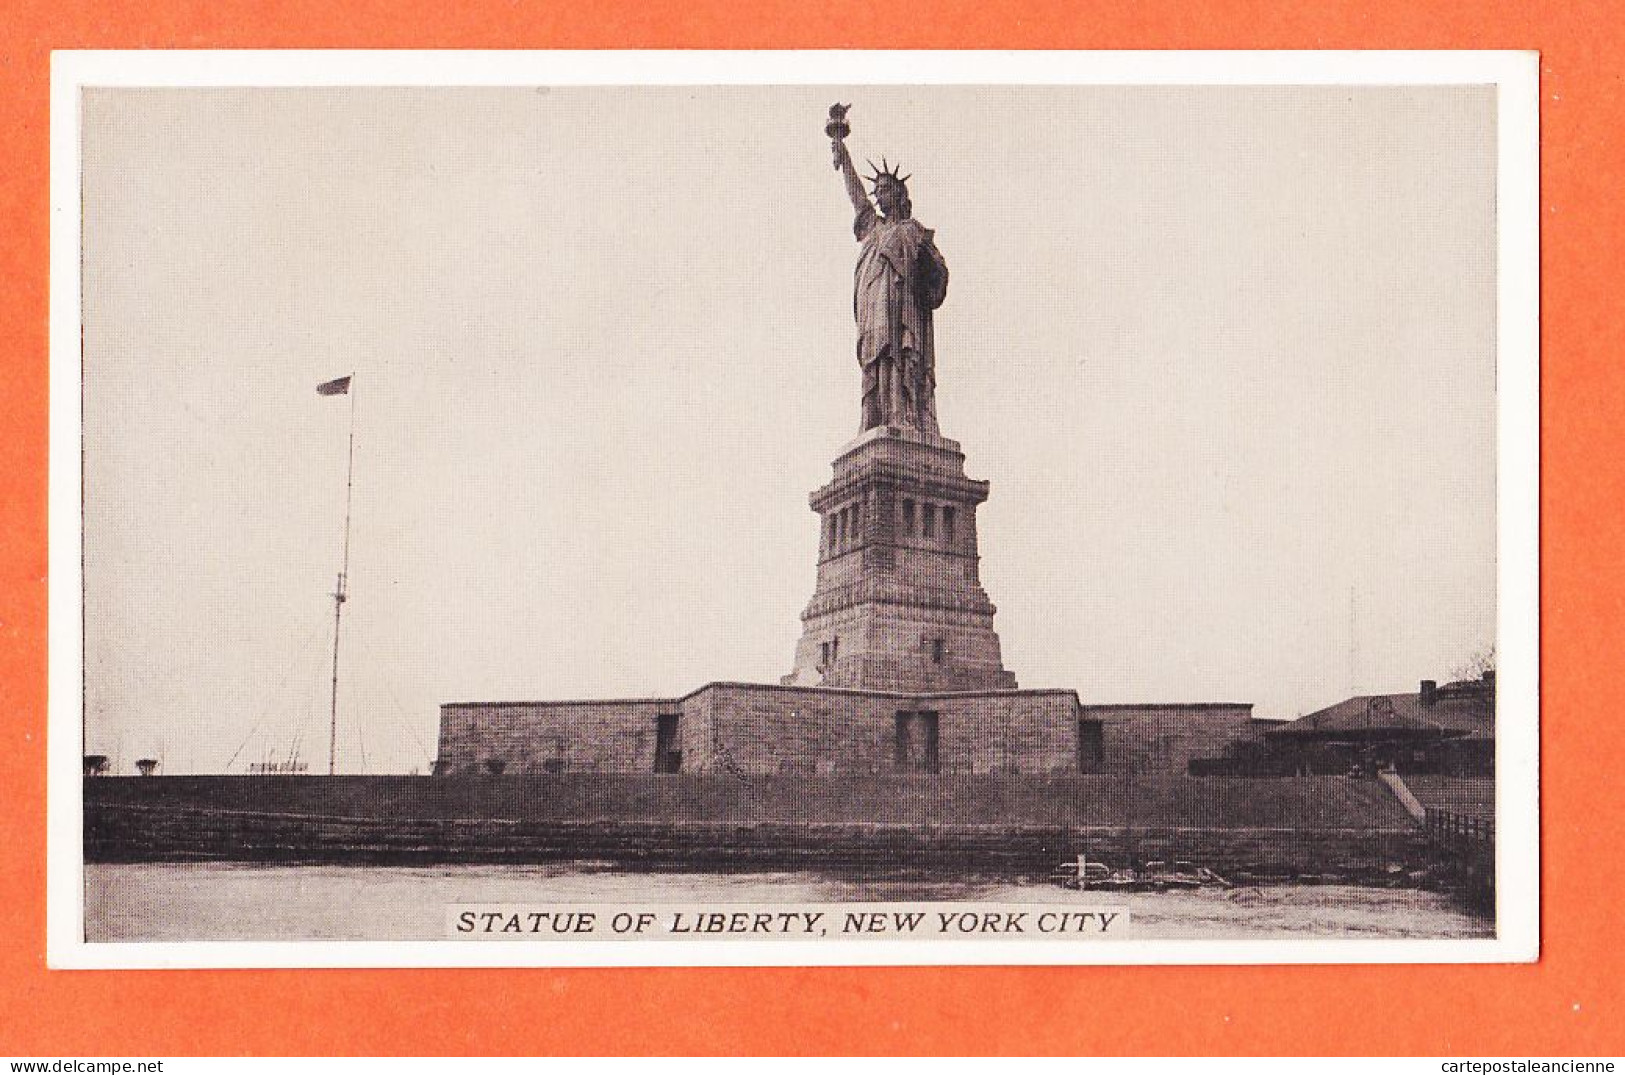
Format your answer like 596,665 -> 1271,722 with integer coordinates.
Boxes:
1422,681 -> 1496,738
1270,687 -> 1490,741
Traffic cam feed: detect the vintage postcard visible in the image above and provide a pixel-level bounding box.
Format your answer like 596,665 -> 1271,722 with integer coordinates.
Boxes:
47,50 -> 1539,968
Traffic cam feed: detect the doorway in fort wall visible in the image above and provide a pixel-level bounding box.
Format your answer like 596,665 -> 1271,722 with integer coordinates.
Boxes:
894,710 -> 940,773
654,713 -> 683,774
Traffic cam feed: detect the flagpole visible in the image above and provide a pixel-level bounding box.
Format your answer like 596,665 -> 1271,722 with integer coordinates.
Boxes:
329,378 -> 356,776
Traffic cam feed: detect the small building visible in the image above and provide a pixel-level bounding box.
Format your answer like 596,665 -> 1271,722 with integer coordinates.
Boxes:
1260,672 -> 1495,777
1417,673 -> 1497,775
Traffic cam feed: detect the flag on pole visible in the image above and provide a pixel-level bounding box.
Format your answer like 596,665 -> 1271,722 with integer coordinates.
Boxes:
316,375 -> 352,396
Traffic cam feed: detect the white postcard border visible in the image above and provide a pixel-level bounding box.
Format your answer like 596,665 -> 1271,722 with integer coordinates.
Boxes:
47,48 -> 1540,969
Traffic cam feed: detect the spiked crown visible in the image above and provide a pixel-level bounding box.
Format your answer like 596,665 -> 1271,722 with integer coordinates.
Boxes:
865,157 -> 911,191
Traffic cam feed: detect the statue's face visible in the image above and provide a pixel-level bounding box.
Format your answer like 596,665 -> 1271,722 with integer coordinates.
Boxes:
874,180 -> 907,218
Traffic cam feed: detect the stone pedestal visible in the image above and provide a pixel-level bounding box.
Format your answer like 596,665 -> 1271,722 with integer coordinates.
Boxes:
784,424 -> 1018,692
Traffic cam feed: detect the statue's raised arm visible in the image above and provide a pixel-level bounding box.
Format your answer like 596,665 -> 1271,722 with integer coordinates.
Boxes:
824,103 -> 946,435
827,104 -> 873,218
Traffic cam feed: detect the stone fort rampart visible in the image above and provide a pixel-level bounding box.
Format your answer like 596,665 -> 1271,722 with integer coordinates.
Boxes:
435,682 -> 1255,778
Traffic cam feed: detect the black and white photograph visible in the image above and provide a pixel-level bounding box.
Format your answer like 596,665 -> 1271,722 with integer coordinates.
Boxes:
50,51 -> 1539,966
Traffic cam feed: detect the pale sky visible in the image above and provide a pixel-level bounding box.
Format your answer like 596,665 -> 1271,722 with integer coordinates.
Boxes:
80,84 -> 1497,774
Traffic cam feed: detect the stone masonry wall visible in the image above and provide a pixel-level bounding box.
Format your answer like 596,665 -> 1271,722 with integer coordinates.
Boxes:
437,700 -> 674,775
1082,704 -> 1256,776
693,684 -> 1080,775
87,776 -> 1426,874
934,691 -> 1079,774
439,684 -> 1083,776
439,689 -> 1255,778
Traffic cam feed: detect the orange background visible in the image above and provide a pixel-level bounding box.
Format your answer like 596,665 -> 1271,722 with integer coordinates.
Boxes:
0,0 -> 1615,1057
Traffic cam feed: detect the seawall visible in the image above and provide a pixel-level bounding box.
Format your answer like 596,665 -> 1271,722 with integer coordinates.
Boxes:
84,774 -> 1430,877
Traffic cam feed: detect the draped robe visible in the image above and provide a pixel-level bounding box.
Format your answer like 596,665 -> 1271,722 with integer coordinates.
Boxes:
853,203 -> 949,433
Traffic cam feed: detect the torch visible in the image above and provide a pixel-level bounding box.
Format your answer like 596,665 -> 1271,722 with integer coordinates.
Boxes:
826,103 -> 851,168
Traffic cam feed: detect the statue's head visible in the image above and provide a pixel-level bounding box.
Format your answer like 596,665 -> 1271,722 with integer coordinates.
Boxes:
867,158 -> 912,219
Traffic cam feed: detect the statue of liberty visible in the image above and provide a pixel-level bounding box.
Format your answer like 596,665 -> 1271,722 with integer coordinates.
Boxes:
827,104 -> 949,434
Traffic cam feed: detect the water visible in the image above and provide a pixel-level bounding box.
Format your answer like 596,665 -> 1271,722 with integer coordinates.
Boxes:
84,863 -> 1493,942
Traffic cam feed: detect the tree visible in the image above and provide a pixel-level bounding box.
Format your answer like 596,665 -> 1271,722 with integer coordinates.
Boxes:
1452,645 -> 1495,681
